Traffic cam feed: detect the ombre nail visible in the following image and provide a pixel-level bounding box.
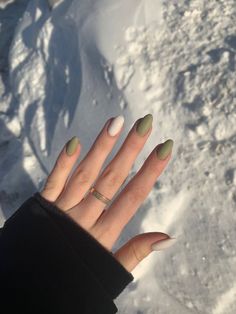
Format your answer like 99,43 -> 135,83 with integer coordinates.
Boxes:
66,136 -> 79,156
156,139 -> 174,160
136,114 -> 153,136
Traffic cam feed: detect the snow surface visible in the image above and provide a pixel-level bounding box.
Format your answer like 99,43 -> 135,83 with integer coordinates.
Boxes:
1,0 -> 236,313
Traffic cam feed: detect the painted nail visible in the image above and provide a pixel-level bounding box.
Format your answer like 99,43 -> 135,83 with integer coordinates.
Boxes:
108,115 -> 124,136
136,114 -> 153,136
151,238 -> 177,251
156,139 -> 174,160
66,136 -> 79,156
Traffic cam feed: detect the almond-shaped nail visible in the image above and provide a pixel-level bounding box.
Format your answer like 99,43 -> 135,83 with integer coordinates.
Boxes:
66,136 -> 79,156
156,139 -> 174,160
108,115 -> 124,136
136,114 -> 153,136
151,238 -> 177,251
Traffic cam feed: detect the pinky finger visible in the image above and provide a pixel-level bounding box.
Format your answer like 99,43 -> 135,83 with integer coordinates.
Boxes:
40,136 -> 81,203
114,232 -> 176,272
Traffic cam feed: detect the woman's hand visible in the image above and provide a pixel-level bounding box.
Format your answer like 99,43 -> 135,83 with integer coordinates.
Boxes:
40,114 -> 176,272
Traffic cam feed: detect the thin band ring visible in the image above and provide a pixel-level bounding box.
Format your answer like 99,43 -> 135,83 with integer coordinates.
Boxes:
89,187 -> 112,206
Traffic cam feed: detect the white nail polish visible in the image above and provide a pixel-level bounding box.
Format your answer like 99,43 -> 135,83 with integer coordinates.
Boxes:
151,238 -> 177,251
108,115 -> 124,136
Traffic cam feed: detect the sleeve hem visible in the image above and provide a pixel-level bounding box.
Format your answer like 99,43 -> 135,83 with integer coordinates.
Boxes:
33,192 -> 134,299
1,195 -> 118,314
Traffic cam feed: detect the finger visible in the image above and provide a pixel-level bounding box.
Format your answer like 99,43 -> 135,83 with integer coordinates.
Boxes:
67,114 -> 153,230
90,140 -> 174,250
40,136 -> 81,202
114,232 -> 177,272
55,116 -> 124,211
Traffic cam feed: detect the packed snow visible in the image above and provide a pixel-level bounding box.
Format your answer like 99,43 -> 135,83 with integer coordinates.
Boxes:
0,0 -> 236,313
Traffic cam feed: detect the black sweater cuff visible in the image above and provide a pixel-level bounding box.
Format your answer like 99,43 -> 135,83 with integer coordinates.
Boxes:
0,193 -> 134,314
33,192 -> 134,298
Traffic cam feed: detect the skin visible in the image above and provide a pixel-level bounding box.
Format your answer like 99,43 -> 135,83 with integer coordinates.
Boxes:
40,115 -> 173,273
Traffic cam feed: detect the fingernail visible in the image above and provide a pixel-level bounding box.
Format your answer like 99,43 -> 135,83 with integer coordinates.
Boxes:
66,136 -> 79,156
108,115 -> 125,136
151,238 -> 177,251
136,114 -> 153,136
156,139 -> 174,160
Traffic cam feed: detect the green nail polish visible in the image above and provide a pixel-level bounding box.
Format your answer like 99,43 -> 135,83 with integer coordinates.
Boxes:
136,114 -> 153,136
156,139 -> 174,160
66,136 -> 79,156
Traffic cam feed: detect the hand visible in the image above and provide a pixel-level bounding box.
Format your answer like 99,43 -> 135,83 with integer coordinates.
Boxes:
40,114 -> 176,272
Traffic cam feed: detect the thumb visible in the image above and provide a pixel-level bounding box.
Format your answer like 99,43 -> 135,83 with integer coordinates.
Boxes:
114,232 -> 177,272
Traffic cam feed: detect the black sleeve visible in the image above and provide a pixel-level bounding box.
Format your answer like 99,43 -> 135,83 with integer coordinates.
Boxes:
0,192 -> 134,314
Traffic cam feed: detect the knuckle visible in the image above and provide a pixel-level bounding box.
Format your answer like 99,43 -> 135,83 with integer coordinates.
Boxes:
125,189 -> 136,204
130,239 -> 145,262
136,184 -> 147,199
125,184 -> 146,204
128,139 -> 141,151
93,138 -> 110,153
101,167 -> 125,188
74,168 -> 91,185
55,156 -> 69,171
44,176 -> 56,192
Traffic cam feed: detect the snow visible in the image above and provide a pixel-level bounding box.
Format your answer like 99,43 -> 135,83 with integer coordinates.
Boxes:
1,0 -> 236,313
0,0 -> 14,10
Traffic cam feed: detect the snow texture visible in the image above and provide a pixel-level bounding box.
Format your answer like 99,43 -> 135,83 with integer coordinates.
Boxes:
0,0 -> 236,313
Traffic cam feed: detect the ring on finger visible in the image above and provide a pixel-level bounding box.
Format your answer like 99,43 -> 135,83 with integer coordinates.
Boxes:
89,187 -> 112,206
